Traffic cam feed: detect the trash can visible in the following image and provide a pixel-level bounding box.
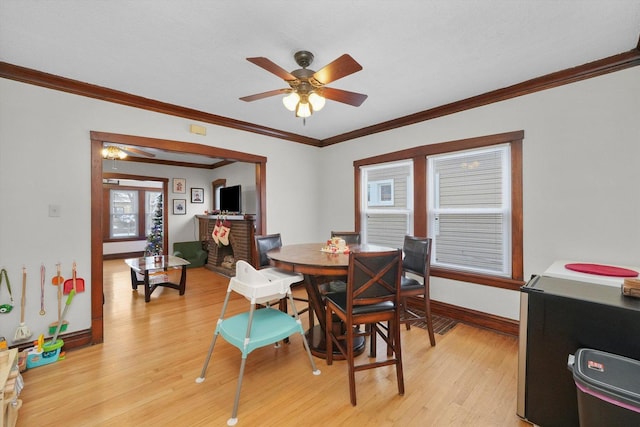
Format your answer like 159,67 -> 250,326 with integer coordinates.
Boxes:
568,348 -> 640,427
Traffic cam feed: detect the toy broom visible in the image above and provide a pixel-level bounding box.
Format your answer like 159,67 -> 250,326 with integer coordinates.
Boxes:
14,266 -> 32,341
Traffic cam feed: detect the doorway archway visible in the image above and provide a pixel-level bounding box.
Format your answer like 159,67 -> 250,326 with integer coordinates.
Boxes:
90,131 -> 267,345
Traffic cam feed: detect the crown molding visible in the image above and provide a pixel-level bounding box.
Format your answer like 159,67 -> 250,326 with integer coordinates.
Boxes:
2,45 -> 639,148
321,48 -> 640,146
0,62 -> 322,147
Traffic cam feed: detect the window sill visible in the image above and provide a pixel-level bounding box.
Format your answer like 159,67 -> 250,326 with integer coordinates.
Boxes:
103,237 -> 146,243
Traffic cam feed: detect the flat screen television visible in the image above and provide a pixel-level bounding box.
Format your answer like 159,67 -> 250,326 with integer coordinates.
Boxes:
219,185 -> 241,213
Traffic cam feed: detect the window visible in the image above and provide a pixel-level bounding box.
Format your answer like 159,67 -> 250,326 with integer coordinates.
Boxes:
355,130 -> 523,290
368,179 -> 394,206
360,161 -> 413,249
110,190 -> 139,238
428,145 -> 511,276
104,186 -> 162,241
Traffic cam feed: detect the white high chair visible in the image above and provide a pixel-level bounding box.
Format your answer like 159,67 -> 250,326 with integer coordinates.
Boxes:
195,260 -> 320,426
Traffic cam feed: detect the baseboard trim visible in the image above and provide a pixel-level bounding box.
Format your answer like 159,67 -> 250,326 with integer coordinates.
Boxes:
408,297 -> 519,336
9,329 -> 94,352
104,251 -> 143,260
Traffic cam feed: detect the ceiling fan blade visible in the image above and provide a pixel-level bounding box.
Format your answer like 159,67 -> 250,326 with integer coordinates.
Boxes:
240,88 -> 289,102
312,54 -> 363,85
121,146 -> 155,157
321,87 -> 368,107
246,57 -> 297,81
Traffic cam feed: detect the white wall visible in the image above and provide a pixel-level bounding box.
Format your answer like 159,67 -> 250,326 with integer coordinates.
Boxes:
210,161 -> 257,215
0,78 -> 320,345
1,66 -> 638,344
320,66 -> 640,319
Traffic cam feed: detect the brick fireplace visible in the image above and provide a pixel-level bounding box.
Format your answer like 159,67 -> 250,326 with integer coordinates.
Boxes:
199,216 -> 255,276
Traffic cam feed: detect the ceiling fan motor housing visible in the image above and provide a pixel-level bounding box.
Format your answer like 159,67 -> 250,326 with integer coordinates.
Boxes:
290,68 -> 320,94
294,50 -> 314,68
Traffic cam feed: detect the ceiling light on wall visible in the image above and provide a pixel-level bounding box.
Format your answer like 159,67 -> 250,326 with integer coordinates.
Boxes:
102,145 -> 127,160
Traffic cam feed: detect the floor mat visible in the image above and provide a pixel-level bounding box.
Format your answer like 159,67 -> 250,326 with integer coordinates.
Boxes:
409,310 -> 458,335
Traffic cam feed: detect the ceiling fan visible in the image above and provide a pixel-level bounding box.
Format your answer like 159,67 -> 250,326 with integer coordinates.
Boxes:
240,50 -> 368,118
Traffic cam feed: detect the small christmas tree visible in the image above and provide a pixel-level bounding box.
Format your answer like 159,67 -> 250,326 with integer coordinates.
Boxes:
145,194 -> 163,256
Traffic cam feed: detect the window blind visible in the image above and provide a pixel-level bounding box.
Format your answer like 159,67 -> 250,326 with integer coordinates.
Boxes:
428,145 -> 511,276
360,161 -> 413,246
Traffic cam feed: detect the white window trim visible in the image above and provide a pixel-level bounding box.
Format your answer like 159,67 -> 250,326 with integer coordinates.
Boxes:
360,160 -> 414,246
427,144 -> 512,277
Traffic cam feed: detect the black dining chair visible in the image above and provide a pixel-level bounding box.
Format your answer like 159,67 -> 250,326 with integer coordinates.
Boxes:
324,249 -> 404,406
323,231 -> 362,294
254,233 -> 312,326
399,235 -> 436,347
330,231 -> 361,245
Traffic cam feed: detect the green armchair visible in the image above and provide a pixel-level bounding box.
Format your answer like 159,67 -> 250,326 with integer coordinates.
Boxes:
173,241 -> 208,268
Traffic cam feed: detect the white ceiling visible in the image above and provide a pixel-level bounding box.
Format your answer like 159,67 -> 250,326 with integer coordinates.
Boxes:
1,1 -> 639,142
104,144 -> 226,167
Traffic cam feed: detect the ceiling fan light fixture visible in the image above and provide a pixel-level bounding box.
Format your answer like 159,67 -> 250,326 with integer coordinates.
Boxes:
308,92 -> 325,111
295,101 -> 312,118
102,145 -> 127,160
282,92 -> 300,111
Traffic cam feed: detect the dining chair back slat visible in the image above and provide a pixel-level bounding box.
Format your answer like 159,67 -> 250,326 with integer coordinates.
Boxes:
255,233 -> 283,268
325,249 -> 404,406
330,231 -> 361,245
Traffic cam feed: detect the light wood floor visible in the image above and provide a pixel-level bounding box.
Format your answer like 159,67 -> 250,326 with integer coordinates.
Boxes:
17,260 -> 531,427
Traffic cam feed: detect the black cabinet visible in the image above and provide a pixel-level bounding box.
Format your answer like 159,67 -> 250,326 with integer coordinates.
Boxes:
517,275 -> 640,426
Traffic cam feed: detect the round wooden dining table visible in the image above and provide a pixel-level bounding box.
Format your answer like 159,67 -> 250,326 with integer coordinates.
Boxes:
267,242 -> 395,359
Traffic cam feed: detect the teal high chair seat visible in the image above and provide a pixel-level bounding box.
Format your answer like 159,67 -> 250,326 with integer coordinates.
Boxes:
195,260 -> 320,426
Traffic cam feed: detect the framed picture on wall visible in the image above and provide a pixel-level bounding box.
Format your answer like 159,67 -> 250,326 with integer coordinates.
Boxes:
191,188 -> 204,203
173,178 -> 186,193
173,199 -> 186,215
